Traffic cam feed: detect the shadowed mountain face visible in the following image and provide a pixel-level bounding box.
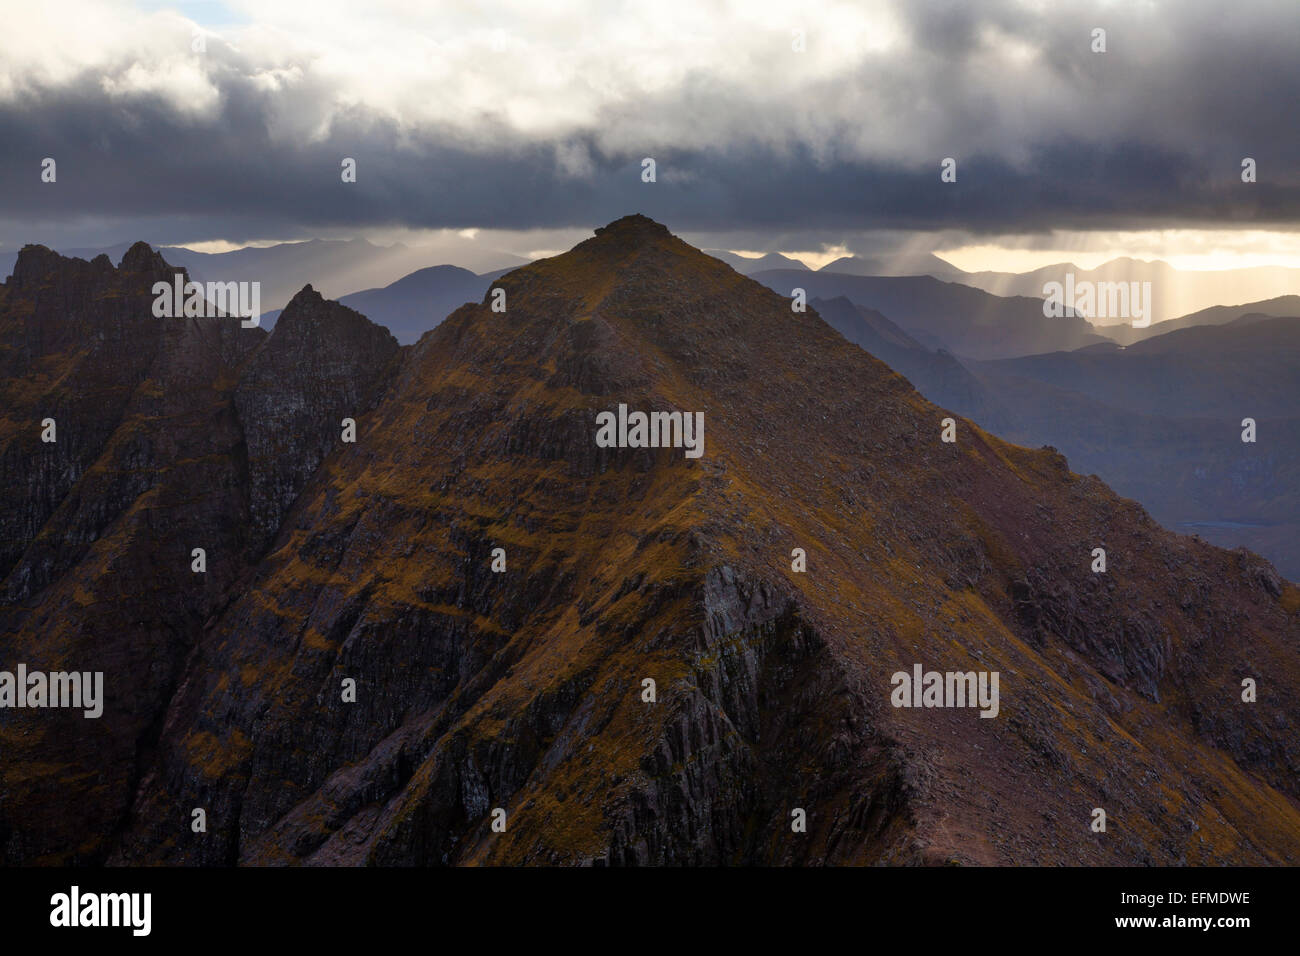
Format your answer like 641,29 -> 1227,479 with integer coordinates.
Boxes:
3,217 -> 1299,866
235,286 -> 401,550
0,243 -> 267,863
0,245 -> 397,864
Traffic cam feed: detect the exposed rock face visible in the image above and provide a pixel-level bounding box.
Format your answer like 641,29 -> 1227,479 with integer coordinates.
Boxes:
235,285 -> 400,550
3,217 -> 1300,866
0,247 -> 398,864
1,243 -> 175,590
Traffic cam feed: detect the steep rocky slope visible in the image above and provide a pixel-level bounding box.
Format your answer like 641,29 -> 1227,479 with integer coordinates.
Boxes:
235,286 -> 400,550
107,217 -> 1300,866
0,247 -> 397,863
4,218 -> 1299,866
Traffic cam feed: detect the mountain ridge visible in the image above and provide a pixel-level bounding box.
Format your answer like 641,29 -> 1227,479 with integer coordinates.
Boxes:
3,216 -> 1299,866
752,267 -> 1110,359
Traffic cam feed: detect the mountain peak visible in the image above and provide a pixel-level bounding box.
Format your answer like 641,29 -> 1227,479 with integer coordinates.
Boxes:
8,241 -> 159,291
278,284 -> 337,319
274,282 -> 395,348
9,243 -> 60,285
592,213 -> 672,245
118,240 -> 174,275
451,210 -> 843,394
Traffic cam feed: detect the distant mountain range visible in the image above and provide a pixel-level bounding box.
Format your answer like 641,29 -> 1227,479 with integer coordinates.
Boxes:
960,259 -> 1300,327
335,266 -> 497,345
713,251 -> 1300,335
704,250 -> 810,274
703,250 -> 965,280
8,238 -> 1297,356
753,268 -> 1109,359
1099,295 -> 1300,345
818,252 -> 968,280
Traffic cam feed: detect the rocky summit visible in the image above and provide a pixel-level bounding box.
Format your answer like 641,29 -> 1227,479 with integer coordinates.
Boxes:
2,215 -> 1298,866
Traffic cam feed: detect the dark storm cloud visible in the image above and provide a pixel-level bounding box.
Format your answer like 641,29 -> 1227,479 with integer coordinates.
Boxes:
1,0 -> 1297,247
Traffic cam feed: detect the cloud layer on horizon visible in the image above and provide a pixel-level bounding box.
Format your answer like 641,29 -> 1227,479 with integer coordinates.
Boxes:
2,0 -> 1297,251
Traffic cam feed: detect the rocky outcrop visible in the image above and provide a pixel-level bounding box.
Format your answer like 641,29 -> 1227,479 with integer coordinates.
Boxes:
235,285 -> 400,550
0,250 -> 399,864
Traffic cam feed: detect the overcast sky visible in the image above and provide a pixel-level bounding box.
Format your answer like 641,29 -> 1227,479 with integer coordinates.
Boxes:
2,0 -> 1298,269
